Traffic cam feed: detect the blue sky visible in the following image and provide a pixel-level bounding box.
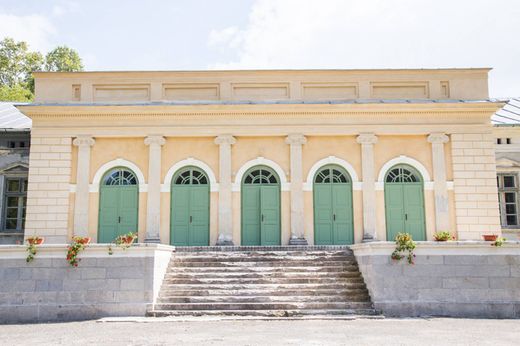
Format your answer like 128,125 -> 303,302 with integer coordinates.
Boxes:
0,0 -> 519,97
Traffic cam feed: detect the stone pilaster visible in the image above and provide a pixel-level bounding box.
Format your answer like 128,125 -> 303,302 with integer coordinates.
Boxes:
144,135 -> 166,243
428,133 -> 450,232
215,135 -> 236,245
72,136 -> 95,238
285,134 -> 308,245
357,133 -> 378,241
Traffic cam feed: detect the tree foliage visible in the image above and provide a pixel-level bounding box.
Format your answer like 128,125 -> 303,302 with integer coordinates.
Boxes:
0,37 -> 83,102
45,46 -> 83,72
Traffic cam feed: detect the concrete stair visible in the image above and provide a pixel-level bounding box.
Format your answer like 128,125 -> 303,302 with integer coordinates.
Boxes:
148,246 -> 379,317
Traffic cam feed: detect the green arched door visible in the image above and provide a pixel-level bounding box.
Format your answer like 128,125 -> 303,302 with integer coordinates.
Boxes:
98,168 -> 139,243
384,165 -> 426,241
241,166 -> 281,246
313,165 -> 354,245
171,167 -> 210,246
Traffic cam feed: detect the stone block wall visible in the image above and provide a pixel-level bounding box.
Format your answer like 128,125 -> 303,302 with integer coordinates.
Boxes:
450,132 -> 501,240
25,137 -> 72,243
352,242 -> 520,318
0,244 -> 172,323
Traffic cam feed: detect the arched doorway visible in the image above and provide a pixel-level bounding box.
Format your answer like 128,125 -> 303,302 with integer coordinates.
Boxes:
98,167 -> 139,243
313,165 -> 354,245
241,166 -> 281,245
384,164 -> 426,241
170,167 -> 210,246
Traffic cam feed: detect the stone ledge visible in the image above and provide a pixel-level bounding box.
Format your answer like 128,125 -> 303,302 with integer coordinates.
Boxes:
0,243 -> 175,259
351,241 -> 520,256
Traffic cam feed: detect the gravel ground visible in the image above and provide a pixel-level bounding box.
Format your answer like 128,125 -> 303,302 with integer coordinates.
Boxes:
1,317 -> 519,346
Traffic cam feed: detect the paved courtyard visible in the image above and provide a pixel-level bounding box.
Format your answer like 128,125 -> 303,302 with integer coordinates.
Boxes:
1,317 -> 519,345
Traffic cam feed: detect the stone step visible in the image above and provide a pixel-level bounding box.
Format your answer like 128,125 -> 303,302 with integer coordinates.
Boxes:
157,294 -> 370,304
168,265 -> 352,273
152,301 -> 374,311
171,260 -> 355,268
173,250 -> 353,256
159,287 -> 369,297
173,246 -> 352,252
172,255 -> 355,263
165,270 -> 360,279
148,308 -> 378,317
163,276 -> 361,285
159,281 -> 366,291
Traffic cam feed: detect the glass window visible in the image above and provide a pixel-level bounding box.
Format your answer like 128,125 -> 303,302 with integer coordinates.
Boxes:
498,174 -> 520,227
3,178 -> 28,232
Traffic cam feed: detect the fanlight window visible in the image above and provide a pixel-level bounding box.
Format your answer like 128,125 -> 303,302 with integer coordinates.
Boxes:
385,166 -> 421,183
244,168 -> 278,185
103,168 -> 138,186
314,166 -> 349,184
174,168 -> 208,185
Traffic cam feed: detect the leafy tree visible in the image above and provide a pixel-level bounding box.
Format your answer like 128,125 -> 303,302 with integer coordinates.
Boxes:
0,84 -> 33,102
0,38 -> 84,101
0,37 -> 43,97
45,46 -> 83,72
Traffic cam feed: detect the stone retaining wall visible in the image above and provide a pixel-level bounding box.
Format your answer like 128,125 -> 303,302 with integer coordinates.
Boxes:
351,241 -> 520,318
0,244 -> 172,323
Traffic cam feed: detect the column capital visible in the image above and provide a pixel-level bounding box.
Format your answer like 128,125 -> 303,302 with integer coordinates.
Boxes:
72,136 -> 95,147
285,133 -> 307,146
356,133 -> 378,145
144,135 -> 166,146
214,134 -> 236,145
428,133 -> 449,144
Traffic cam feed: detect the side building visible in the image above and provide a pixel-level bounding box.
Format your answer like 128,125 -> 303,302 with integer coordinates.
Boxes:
0,103 -> 31,244
17,69 -> 505,245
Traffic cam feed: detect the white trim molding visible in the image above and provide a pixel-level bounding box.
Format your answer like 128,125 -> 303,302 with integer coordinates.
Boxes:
91,158 -> 147,193
232,156 -> 290,191
303,156 -> 362,191
161,157 -> 219,192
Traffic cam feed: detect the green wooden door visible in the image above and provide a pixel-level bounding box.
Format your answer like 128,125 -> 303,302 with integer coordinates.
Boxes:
170,167 -> 210,246
384,165 -> 426,241
98,168 -> 139,243
313,165 -> 354,245
241,166 -> 281,246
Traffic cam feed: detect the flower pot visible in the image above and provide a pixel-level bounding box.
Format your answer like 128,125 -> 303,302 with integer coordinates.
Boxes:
482,234 -> 498,241
122,236 -> 135,244
27,237 -> 44,245
77,237 -> 91,245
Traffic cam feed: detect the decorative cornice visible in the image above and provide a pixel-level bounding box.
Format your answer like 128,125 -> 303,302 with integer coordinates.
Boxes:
144,135 -> 166,146
72,136 -> 95,147
214,134 -> 236,145
285,133 -> 307,145
427,133 -> 449,144
356,133 -> 378,145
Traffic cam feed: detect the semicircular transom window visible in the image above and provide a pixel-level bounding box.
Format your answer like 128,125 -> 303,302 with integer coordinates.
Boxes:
244,167 -> 279,185
385,165 -> 422,183
174,167 -> 208,185
314,166 -> 350,184
103,168 -> 138,186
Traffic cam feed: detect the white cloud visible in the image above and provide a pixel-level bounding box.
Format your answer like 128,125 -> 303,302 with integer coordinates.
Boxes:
0,13 -> 56,52
52,2 -> 80,17
208,0 -> 520,97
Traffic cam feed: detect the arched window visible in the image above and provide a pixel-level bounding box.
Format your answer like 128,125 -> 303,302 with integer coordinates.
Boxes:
314,166 -> 350,184
174,167 -> 208,185
243,167 -> 279,185
102,168 -> 138,186
385,165 -> 422,183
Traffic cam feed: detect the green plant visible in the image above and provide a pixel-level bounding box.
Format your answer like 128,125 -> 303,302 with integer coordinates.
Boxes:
433,231 -> 455,241
108,232 -> 137,255
25,236 -> 44,263
391,233 -> 416,264
492,237 -> 506,247
66,236 -> 90,267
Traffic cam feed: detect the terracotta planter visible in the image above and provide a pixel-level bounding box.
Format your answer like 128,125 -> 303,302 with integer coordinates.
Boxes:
434,238 -> 449,242
26,237 -> 44,245
482,234 -> 498,241
122,236 -> 135,245
76,237 -> 91,245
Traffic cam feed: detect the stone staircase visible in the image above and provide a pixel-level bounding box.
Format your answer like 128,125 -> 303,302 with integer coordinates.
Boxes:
148,246 -> 379,317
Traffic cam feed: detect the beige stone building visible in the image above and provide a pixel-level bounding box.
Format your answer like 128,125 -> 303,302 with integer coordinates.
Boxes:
17,68 -> 504,246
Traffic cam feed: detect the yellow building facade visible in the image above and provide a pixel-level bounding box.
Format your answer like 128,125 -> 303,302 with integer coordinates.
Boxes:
18,69 -> 503,245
